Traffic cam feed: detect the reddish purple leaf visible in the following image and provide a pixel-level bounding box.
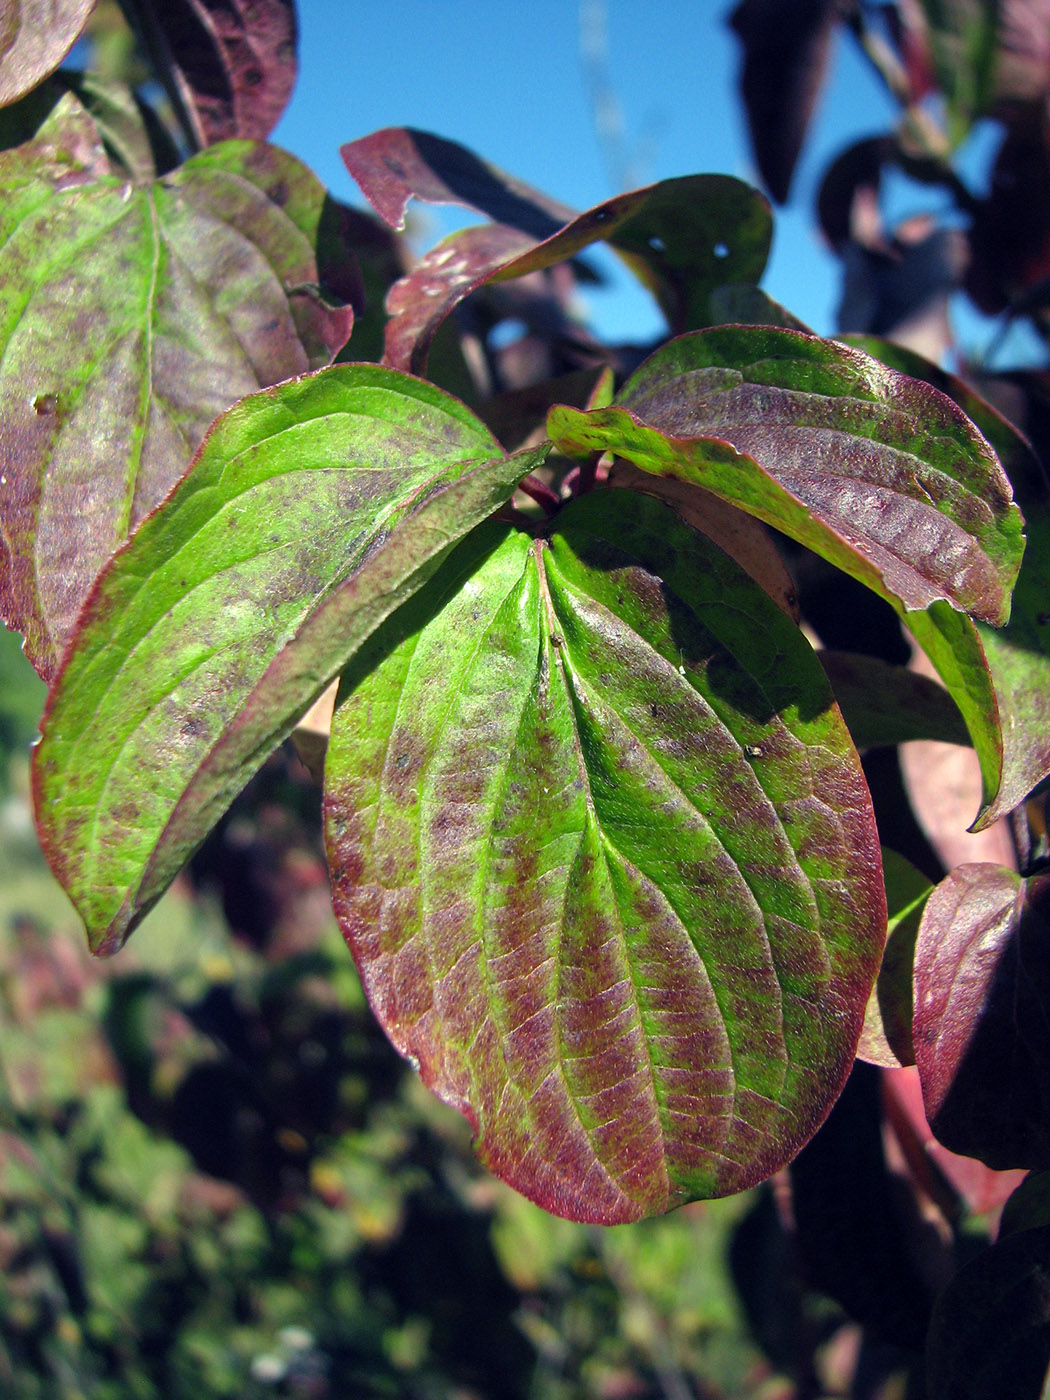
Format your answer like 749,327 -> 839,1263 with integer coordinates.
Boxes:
914,865 -> 1050,1170
0,0 -> 94,108
129,0 -> 298,146
550,328 -> 1023,627
383,222 -> 537,375
729,0 -> 839,203
816,137 -> 896,253
341,126 -> 576,235
370,174 -> 770,374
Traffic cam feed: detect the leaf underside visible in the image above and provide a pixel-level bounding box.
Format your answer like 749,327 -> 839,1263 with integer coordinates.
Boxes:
324,489 -> 885,1224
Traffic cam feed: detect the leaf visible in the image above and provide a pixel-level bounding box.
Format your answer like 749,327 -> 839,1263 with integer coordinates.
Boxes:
913,864 -> 1050,1170
341,126 -> 578,236
818,651 -> 971,750
926,1225 -> 1050,1400
323,488 -> 885,1223
0,136 -> 357,681
548,327 -> 1023,625
816,137 -> 897,253
124,0 -> 298,146
0,0 -> 94,108
608,459 -> 800,619
344,130 -> 771,373
728,0 -> 840,202
548,327 -> 1026,823
881,1063 -> 1026,1215
843,338 -> 1050,823
967,117 -> 1050,316
61,71 -> 181,181
971,423 -> 1050,821
857,849 -> 932,1068
33,364 -> 544,956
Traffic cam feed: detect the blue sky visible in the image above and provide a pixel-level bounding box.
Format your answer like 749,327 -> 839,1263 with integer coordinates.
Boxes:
271,3 -> 901,343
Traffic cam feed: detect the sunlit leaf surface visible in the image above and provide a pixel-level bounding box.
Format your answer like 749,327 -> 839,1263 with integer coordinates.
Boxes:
34,366 -> 541,955
325,490 -> 884,1223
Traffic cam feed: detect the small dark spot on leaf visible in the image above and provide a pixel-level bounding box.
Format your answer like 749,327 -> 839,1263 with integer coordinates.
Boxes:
1039,612 -> 1050,625
244,68 -> 263,87
384,157 -> 407,179
33,393 -> 59,415
649,703 -> 659,718
268,181 -> 289,206
394,752 -> 411,772
550,633 -> 563,648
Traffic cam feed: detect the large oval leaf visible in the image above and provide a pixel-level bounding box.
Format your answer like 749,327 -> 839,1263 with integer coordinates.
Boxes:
324,489 -> 885,1223
33,365 -> 544,956
0,136 -> 356,680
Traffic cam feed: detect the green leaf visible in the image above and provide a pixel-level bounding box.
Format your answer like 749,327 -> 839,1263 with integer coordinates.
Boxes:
0,135 -> 356,680
324,489 -> 885,1223
33,365 -> 542,956
548,327 -> 1026,825
547,327 -> 1023,626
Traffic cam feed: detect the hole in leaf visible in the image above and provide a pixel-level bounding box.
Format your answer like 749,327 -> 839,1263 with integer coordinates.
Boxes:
713,242 -> 730,259
649,235 -> 666,252
489,318 -> 528,350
